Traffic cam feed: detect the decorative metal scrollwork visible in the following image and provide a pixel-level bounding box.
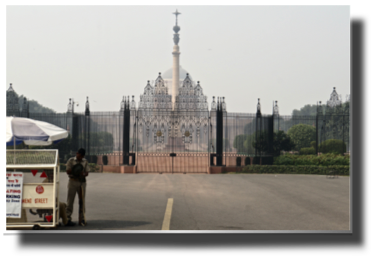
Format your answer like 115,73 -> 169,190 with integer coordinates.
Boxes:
273,101 -> 279,115
134,61 -> 211,152
175,76 -> 208,111
317,101 -> 323,114
85,96 -> 90,116
139,75 -> 172,110
67,98 -> 74,113
211,96 -> 216,111
130,96 -> 136,110
327,87 -> 342,108
120,96 -> 126,111
256,98 -> 261,116
6,83 -> 19,116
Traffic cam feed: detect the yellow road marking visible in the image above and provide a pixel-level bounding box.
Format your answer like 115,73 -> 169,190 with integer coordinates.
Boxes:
162,198 -> 173,230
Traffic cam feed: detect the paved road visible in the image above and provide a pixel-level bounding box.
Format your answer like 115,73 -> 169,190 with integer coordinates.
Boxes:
11,173 -> 351,231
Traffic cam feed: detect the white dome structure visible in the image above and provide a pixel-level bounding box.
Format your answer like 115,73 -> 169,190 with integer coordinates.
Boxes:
161,66 -> 193,95
162,66 -> 192,80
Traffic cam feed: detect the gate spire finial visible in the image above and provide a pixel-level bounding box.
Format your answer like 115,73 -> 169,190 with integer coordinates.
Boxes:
256,98 -> 261,117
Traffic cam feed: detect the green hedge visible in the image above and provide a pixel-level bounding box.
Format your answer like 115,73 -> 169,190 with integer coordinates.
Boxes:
299,147 -> 316,155
88,163 -> 101,172
60,164 -> 67,172
252,156 -> 274,165
274,153 -> 349,166
319,139 -> 346,155
242,165 -> 349,175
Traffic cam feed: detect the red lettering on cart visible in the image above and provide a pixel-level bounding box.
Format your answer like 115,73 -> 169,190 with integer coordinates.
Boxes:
22,198 -> 32,203
9,190 -> 21,193
8,180 -> 14,183
35,198 -> 48,203
13,174 -> 22,177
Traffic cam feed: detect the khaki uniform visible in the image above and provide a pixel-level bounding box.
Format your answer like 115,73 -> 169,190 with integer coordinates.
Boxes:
66,157 -> 90,222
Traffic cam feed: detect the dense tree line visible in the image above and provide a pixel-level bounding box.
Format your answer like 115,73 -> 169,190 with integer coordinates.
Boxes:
7,90 -> 56,114
292,101 -> 350,117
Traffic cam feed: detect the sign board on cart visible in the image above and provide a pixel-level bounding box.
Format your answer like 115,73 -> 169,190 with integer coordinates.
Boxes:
21,184 -> 54,208
6,172 -> 24,218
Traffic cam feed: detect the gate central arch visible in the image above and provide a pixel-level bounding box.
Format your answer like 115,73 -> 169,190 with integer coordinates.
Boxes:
135,108 -> 210,173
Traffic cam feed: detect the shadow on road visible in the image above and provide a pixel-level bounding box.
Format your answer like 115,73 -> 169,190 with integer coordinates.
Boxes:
56,220 -> 152,230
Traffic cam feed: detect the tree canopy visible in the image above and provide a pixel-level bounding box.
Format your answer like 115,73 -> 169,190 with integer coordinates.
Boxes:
292,104 -> 318,117
7,91 -> 57,114
287,124 -> 316,151
273,131 -> 295,155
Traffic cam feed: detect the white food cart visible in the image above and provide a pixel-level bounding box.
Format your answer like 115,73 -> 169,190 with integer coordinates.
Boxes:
6,149 -> 61,230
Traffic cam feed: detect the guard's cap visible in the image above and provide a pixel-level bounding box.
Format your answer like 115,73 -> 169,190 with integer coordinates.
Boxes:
77,148 -> 86,156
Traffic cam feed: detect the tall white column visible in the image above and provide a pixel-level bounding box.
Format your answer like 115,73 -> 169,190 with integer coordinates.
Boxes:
171,9 -> 181,110
172,45 -> 180,109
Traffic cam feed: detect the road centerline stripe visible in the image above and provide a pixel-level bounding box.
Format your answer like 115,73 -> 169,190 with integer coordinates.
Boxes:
162,198 -> 174,230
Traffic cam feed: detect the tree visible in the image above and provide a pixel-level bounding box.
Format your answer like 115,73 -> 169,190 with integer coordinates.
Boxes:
251,131 -> 274,165
292,104 -> 318,117
17,94 -> 56,114
273,131 -> 295,156
234,132 -> 264,155
27,98 -> 56,114
252,131 -> 269,153
310,141 -> 316,150
233,134 -> 247,154
243,138 -> 256,154
287,124 -> 316,151
87,132 -> 114,154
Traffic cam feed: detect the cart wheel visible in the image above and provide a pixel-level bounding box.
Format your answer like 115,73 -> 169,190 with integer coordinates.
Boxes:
32,225 -> 40,230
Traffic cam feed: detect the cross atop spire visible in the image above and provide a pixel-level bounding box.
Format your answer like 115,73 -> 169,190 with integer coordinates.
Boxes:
172,9 -> 181,44
173,9 -> 181,26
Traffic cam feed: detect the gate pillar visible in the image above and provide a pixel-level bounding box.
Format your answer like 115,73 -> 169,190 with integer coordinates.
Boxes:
85,97 -> 90,156
216,97 -> 224,166
122,96 -> 130,165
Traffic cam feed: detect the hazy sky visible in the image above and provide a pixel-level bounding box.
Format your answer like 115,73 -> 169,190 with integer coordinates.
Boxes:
6,5 -> 350,115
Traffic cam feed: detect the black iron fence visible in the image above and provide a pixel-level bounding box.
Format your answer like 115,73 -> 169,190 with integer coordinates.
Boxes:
6,92 -> 350,171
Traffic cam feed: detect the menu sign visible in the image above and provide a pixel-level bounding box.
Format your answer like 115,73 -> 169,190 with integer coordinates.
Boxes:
6,172 -> 24,218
